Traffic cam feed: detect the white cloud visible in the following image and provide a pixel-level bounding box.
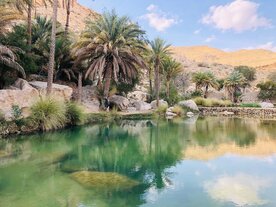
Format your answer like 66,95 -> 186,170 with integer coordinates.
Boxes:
202,0 -> 271,32
204,174 -> 270,206
205,35 -> 216,42
194,29 -> 201,35
141,4 -> 179,32
246,42 -> 276,52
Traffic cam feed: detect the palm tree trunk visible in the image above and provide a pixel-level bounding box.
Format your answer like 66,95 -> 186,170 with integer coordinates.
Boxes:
104,66 -> 112,98
77,71 -> 82,102
65,0 -> 71,34
204,85 -> 209,98
46,0 -> 58,95
149,68 -> 153,100
27,3 -> 32,48
155,58 -> 160,107
166,81 -> 170,98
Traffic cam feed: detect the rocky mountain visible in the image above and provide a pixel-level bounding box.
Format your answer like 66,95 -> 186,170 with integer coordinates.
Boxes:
34,0 -> 98,33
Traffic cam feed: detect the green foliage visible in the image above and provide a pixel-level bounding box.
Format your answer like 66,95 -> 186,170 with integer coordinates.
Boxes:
239,103 -> 261,108
234,65 -> 256,82
257,81 -> 276,101
116,78 -> 138,95
194,97 -> 232,107
0,110 -> 5,123
11,104 -> 22,120
190,90 -> 203,98
160,84 -> 181,105
31,97 -> 67,131
66,102 -> 85,125
155,105 -> 168,116
171,105 -> 184,116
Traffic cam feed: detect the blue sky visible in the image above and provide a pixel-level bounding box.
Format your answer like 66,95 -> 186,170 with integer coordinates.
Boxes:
78,0 -> 276,51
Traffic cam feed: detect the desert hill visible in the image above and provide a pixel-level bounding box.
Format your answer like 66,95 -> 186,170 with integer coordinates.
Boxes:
171,46 -> 276,72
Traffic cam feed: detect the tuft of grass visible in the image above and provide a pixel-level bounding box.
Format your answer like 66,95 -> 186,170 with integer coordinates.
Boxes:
172,105 -> 185,116
239,103 -> 261,108
194,97 -> 233,107
155,105 -> 168,116
66,102 -> 86,125
31,97 -> 67,131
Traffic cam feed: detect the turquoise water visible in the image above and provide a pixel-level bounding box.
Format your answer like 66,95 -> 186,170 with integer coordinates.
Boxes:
0,117 -> 276,207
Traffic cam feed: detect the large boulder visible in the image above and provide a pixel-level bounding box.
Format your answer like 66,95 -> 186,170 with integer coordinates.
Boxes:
70,171 -> 139,191
29,81 -> 73,101
260,102 -> 274,109
150,100 -> 168,109
127,91 -> 149,102
132,101 -> 152,111
109,95 -> 130,111
0,79 -> 39,119
178,100 -> 199,112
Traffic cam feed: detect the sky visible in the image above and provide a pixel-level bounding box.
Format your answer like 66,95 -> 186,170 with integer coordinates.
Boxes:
78,0 -> 276,51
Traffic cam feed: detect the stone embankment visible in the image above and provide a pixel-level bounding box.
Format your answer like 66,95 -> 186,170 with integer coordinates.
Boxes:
199,107 -> 276,118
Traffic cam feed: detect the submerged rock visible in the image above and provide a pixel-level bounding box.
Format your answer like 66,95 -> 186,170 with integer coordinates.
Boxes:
70,171 -> 139,191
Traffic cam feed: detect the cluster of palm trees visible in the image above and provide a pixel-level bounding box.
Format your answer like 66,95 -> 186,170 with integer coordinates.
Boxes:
192,70 -> 247,102
1,2 -> 183,108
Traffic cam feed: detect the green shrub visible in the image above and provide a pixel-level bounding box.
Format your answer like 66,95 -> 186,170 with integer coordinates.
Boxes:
172,105 -> 184,116
0,110 -> 5,123
11,105 -> 22,120
257,81 -> 276,101
239,103 -> 261,108
194,97 -> 232,107
190,90 -> 203,98
155,105 -> 168,116
66,102 -> 85,125
234,66 -> 256,81
31,97 -> 67,131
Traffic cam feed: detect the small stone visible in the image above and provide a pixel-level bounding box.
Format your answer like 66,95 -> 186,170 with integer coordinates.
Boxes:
186,112 -> 194,117
260,102 -> 274,109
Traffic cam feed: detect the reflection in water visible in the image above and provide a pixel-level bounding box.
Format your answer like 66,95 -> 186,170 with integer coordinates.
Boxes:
0,117 -> 275,207
204,174 -> 269,206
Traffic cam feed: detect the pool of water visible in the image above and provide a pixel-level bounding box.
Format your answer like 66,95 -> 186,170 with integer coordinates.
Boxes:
0,117 -> 276,207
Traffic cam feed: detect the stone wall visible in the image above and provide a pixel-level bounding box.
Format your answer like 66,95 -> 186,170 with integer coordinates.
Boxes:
199,107 -> 276,118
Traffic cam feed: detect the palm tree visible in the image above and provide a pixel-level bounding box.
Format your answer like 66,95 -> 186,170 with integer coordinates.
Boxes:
224,71 -> 246,102
162,56 -> 182,98
148,38 -> 171,107
46,0 -> 58,95
8,0 -> 51,48
73,11 -> 147,104
192,71 -> 218,98
63,0 -> 74,34
0,45 -> 26,88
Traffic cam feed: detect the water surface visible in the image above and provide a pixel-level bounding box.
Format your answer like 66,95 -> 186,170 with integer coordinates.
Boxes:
0,117 -> 276,207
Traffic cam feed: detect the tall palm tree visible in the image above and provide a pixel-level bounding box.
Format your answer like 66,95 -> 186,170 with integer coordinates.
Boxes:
162,56 -> 182,98
46,0 -> 58,95
224,71 -> 246,102
8,0 -> 51,48
148,38 -> 171,107
63,0 -> 74,34
192,71 -> 218,98
73,11 -> 147,103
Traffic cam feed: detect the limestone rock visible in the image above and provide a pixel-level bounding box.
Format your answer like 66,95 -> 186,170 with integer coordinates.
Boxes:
166,111 -> 177,117
260,102 -> 274,109
0,79 -> 39,119
109,95 -> 130,111
178,100 -> 199,112
127,91 -> 149,102
70,171 -> 139,191
150,100 -> 168,109
132,101 -> 152,111
29,81 -> 73,101
187,112 -> 194,117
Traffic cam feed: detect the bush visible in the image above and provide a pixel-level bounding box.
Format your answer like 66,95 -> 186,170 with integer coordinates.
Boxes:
155,105 -> 168,116
172,105 -> 184,116
194,97 -> 232,107
11,105 -> 22,120
190,90 -> 203,98
234,66 -> 256,81
31,97 -> 67,131
66,102 -> 85,125
257,81 -> 276,101
239,103 -> 261,108
160,85 -> 181,105
0,110 -> 5,123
